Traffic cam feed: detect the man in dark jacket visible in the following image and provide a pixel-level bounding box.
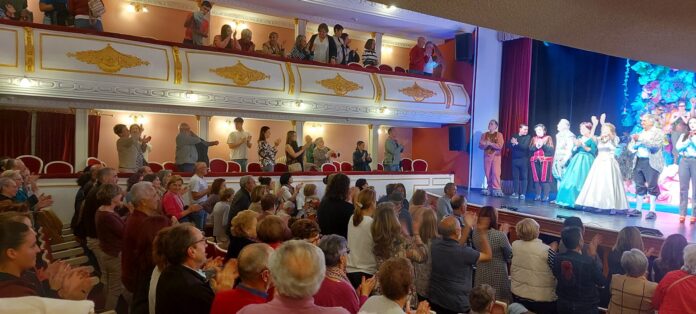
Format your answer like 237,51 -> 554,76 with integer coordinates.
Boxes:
509,124 -> 531,199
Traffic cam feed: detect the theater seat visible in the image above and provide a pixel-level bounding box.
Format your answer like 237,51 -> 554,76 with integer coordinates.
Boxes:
401,158 -> 413,172
377,163 -> 384,171
274,163 -> 288,172
148,162 -> 163,172
209,158 -> 228,172
332,161 -> 341,171
17,155 -> 43,174
227,161 -> 241,173
378,64 -> 394,72
340,162 -> 352,172
86,157 -> 105,167
394,66 -> 406,73
321,163 -> 337,172
412,159 -> 428,172
347,62 -> 363,69
247,162 -> 262,172
44,161 -> 74,174
162,161 -> 177,172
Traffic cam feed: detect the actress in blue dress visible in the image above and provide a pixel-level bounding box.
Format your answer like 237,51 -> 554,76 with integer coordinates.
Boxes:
555,121 -> 597,208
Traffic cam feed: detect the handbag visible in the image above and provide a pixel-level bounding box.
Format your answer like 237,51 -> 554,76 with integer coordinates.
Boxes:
288,162 -> 302,173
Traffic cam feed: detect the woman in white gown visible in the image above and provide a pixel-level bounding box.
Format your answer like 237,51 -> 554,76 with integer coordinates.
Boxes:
575,116 -> 630,213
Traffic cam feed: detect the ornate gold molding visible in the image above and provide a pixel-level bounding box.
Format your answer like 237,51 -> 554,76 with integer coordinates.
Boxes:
24,27 -> 34,73
371,73 -> 381,104
67,44 -> 150,73
316,73 -> 363,96
440,81 -> 452,108
399,82 -> 436,102
285,62 -> 295,95
210,61 -> 270,86
172,46 -> 182,84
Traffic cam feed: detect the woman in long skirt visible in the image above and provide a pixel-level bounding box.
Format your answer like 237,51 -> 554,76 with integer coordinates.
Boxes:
556,122 -> 597,208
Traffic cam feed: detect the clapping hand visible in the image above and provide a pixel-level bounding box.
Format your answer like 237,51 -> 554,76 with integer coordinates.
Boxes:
499,223 -> 510,235
357,276 -> 377,296
591,116 -> 598,125
463,211 -> 477,227
190,204 -> 203,213
274,138 -> 281,146
203,256 -> 224,271
549,241 -> 559,252
588,234 -> 602,257
510,138 -> 518,145
600,113 -> 606,124
631,134 -> 640,141
58,267 -> 94,300
407,300 -> 431,314
211,259 -> 239,292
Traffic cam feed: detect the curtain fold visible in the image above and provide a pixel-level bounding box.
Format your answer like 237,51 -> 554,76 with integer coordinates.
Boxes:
0,110 -> 32,158
35,112 -> 75,164
88,115 -> 101,158
499,38 -> 532,179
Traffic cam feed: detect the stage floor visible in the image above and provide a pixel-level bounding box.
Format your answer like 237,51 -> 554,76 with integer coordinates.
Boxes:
425,188 -> 696,244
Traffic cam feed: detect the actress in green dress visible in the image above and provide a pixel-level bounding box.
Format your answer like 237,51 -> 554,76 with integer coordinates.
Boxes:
555,121 -> 597,208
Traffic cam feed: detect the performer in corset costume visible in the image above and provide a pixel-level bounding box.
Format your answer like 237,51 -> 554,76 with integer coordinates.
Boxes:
508,124 -> 531,199
479,119 -> 505,197
627,114 -> 665,219
552,119 -> 576,190
675,117 -> 696,224
530,124 -> 554,202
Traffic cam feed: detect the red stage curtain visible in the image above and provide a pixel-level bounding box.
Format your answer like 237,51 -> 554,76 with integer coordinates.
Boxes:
88,115 -> 101,158
35,112 -> 75,164
499,38 -> 532,179
0,110 -> 31,158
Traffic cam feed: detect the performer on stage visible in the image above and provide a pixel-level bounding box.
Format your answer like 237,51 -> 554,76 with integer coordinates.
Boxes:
509,124 -> 531,199
627,114 -> 665,219
552,119 -> 576,188
675,117 -> 696,224
576,115 -> 629,213
555,121 -> 597,208
479,119 -> 504,197
530,124 -> 554,202
669,100 -> 692,163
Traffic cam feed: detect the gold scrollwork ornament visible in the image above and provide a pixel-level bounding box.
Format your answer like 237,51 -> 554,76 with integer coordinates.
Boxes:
317,73 -> 363,96
67,44 -> 150,73
399,82 -> 436,102
210,61 -> 270,86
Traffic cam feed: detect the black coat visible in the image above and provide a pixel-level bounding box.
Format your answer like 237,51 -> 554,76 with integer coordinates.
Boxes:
155,264 -> 214,314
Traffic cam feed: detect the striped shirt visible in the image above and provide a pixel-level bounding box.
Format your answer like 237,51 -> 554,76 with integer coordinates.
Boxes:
362,49 -> 378,66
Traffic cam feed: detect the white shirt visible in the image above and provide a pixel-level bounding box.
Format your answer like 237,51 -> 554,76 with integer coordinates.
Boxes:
347,216 -> 378,274
423,55 -> 437,74
212,201 -> 230,239
227,130 -> 250,160
189,174 -> 208,205
312,36 -> 330,63
148,267 -> 161,314
359,295 -> 404,314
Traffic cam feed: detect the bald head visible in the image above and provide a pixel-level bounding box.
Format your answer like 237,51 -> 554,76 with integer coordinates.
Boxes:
439,216 -> 461,239
178,123 -> 191,133
238,243 -> 273,282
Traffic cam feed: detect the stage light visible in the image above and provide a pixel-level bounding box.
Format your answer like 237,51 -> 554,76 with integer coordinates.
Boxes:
126,3 -> 136,12
18,76 -> 32,88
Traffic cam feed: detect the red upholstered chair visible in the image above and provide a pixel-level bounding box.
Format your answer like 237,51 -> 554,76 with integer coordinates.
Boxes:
347,62 -> 363,69
227,161 -> 241,173
274,163 -> 288,172
17,155 -> 43,174
394,66 -> 407,73
400,158 -> 413,172
247,162 -> 262,172
205,240 -> 227,259
148,162 -> 163,173
44,161 -> 74,174
163,161 -> 177,172
332,161 -> 341,171
209,158 -> 228,172
340,162 -> 352,172
377,163 -> 384,171
378,64 -> 393,72
86,157 -> 105,167
321,163 -> 337,172
365,65 -> 379,71
412,159 -> 428,172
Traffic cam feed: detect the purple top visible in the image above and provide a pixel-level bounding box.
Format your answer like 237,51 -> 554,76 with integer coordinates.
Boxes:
314,277 -> 368,314
238,294 -> 350,314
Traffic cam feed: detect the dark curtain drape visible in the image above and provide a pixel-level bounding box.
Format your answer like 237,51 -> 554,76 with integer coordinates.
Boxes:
36,112 -> 75,164
0,110 -> 31,158
499,38 -> 532,179
88,115 -> 101,158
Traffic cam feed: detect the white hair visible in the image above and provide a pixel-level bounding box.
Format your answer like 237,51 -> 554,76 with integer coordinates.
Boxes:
268,240 -> 325,298
131,181 -> 156,205
621,249 -> 648,277
682,244 -> 696,275
240,175 -> 254,188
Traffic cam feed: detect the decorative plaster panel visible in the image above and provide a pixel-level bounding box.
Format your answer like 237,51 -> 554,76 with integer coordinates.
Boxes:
296,65 -> 376,100
0,28 -> 18,68
380,75 -> 447,105
185,50 -> 286,93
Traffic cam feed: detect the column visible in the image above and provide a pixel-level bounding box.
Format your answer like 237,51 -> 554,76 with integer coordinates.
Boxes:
294,18 -> 308,39
74,109 -> 89,170
372,32 -> 383,64
197,115 -> 209,140
368,124 -> 379,169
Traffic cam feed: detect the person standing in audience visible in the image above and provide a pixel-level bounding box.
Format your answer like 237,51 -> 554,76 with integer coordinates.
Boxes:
675,117 -> 696,223
247,185 -> 267,213
317,173 -> 354,238
473,206 -> 512,303
279,172 -> 303,206
258,126 -> 280,172
408,190 -> 428,230
384,127 -> 404,172
607,249 -> 656,314
652,244 -> 696,314
422,42 -> 441,77
175,123 -> 201,173
285,131 -> 309,172
72,164 -> 102,231
156,170 -> 172,197
346,188 -> 377,288
238,29 -> 256,52
114,124 -> 149,174
313,137 -> 337,168
332,24 -> 348,64
341,33 -> 360,64
352,141 -> 372,171
213,24 -> 240,50
39,0 -> 69,25
183,1 -> 212,46
239,240 -> 350,314
308,23 -> 337,64
408,36 -> 427,75
509,124 -> 531,199
227,117 -> 252,172
94,183 -> 127,311
212,188 -> 233,248
429,213 -> 493,314
510,218 -> 557,314
414,209 -> 439,302
436,182 -> 456,221
195,137 -> 219,167
362,39 -> 378,67
225,210 -> 260,261
303,135 -> 316,171
227,175 -> 255,225
262,31 -> 285,57
211,243 -> 274,314
288,35 -> 311,60
650,233 -> 688,282
390,192 -> 413,236
68,0 -> 104,31
161,175 -> 202,223
188,162 -> 210,230
355,178 -> 369,191
372,202 -> 426,279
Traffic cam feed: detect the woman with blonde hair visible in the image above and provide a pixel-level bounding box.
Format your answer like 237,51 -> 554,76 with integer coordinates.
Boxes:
288,34 -> 310,60
238,28 -> 255,52
347,188 -> 377,288
371,203 -> 426,267
224,209 -> 259,261
414,209 -> 438,301
247,185 -> 267,213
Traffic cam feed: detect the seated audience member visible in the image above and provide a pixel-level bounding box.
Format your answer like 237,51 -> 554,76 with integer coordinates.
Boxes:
39,0 -> 69,25
607,249 -> 656,314
258,193 -> 279,221
408,36 -> 427,75
202,178 -> 227,214
360,257 -> 431,314
436,182 -> 456,221
142,173 -> 162,201
225,209 -> 259,261
291,219 -> 321,244
510,218 -> 557,313
469,284 -> 496,314
650,233 -> 688,282
473,206 -> 512,303
288,35 -> 311,60
413,209 -> 439,301
247,185 -> 267,213
372,202 -> 426,268
314,235 -> 375,314
341,33 -> 360,64
308,23 -> 337,64
317,173 -> 354,238
279,172 -> 303,205
210,243 -> 274,314
156,170 -> 172,197
1,170 -> 52,210
429,214 -> 493,314
238,240 -> 349,314
0,220 -> 93,299
346,188 -> 377,288
355,178 -> 369,191
227,175 -> 255,225
262,31 -> 285,57
212,188 -> 234,249
183,1 -> 212,46
604,226 -> 646,305
558,216 -> 603,269
553,226 -> 605,314
155,223 -> 237,314
68,0 -> 105,31
94,184 -> 127,311
361,39 -> 378,67
300,184 -> 320,218
213,24 -> 240,50
257,215 -> 291,249
238,28 -> 256,52
161,175 -> 202,223
653,244 -> 696,314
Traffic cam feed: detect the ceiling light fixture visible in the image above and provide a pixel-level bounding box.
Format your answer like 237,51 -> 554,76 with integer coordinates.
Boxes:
379,106 -> 390,114
127,2 -> 148,13
18,76 -> 32,88
185,91 -> 199,102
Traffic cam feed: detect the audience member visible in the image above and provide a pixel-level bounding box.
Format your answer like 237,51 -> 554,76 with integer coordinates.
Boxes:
238,28 -> 255,52
285,131 -> 308,172
72,164 -> 101,230
115,124 -> 149,174
226,175 -> 255,232
355,178 -> 369,190
341,33 -> 360,64
39,0 -> 69,25
225,209 -> 259,261
607,249 -> 656,314
213,24 -> 240,50
303,135 -> 317,170
408,190 -> 427,228
384,128 -> 404,172
247,185 -> 266,213
262,31 -> 285,56
257,193 -> 279,221
394,183 -> 410,213
142,173 -> 162,197
652,244 -> 696,314
308,23 -> 337,64
553,226 -> 605,314
423,41 -> 443,77
650,233 -> 687,282
473,206 -> 512,303
279,172 -> 303,207
194,136 -> 219,166
408,36 -> 427,75
183,1 -> 212,46
175,123 -> 202,172
314,235 -> 375,313
352,141 -> 372,171
332,24 -> 348,64
210,243 -> 274,314
257,215 -> 290,249
226,117 -> 252,172
288,35 -> 311,60
301,184 -> 320,218
558,216 -> 603,270
313,137 -> 337,168
1,170 -> 52,210
290,218 -> 321,244
258,126 -> 280,172
436,182 -> 456,221
389,192 -> 413,236
212,188 -> 234,249
603,226 -> 646,305
372,202 -> 426,274
94,183 -> 126,311
346,188 -> 377,288
469,284 -> 496,314
362,39 -> 378,67
413,209 -> 438,301
161,175 -> 202,223
188,162 -> 211,229
0,0 -> 28,20
239,240 -> 349,314
156,170 -> 172,196
359,257 -> 431,314
317,173 -> 354,238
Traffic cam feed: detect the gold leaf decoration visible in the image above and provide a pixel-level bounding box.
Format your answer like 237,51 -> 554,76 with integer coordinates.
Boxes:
399,82 -> 436,102
67,44 -> 150,73
210,61 -> 270,86
317,73 -> 363,96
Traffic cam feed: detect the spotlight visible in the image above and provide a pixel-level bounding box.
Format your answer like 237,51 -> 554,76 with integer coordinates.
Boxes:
18,77 -> 32,88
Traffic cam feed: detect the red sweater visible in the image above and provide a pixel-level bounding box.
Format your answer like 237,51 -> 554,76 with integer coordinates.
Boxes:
313,277 -> 367,314
409,45 -> 427,71
121,210 -> 170,292
653,270 -> 696,314
67,0 -> 89,16
210,285 -> 268,314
